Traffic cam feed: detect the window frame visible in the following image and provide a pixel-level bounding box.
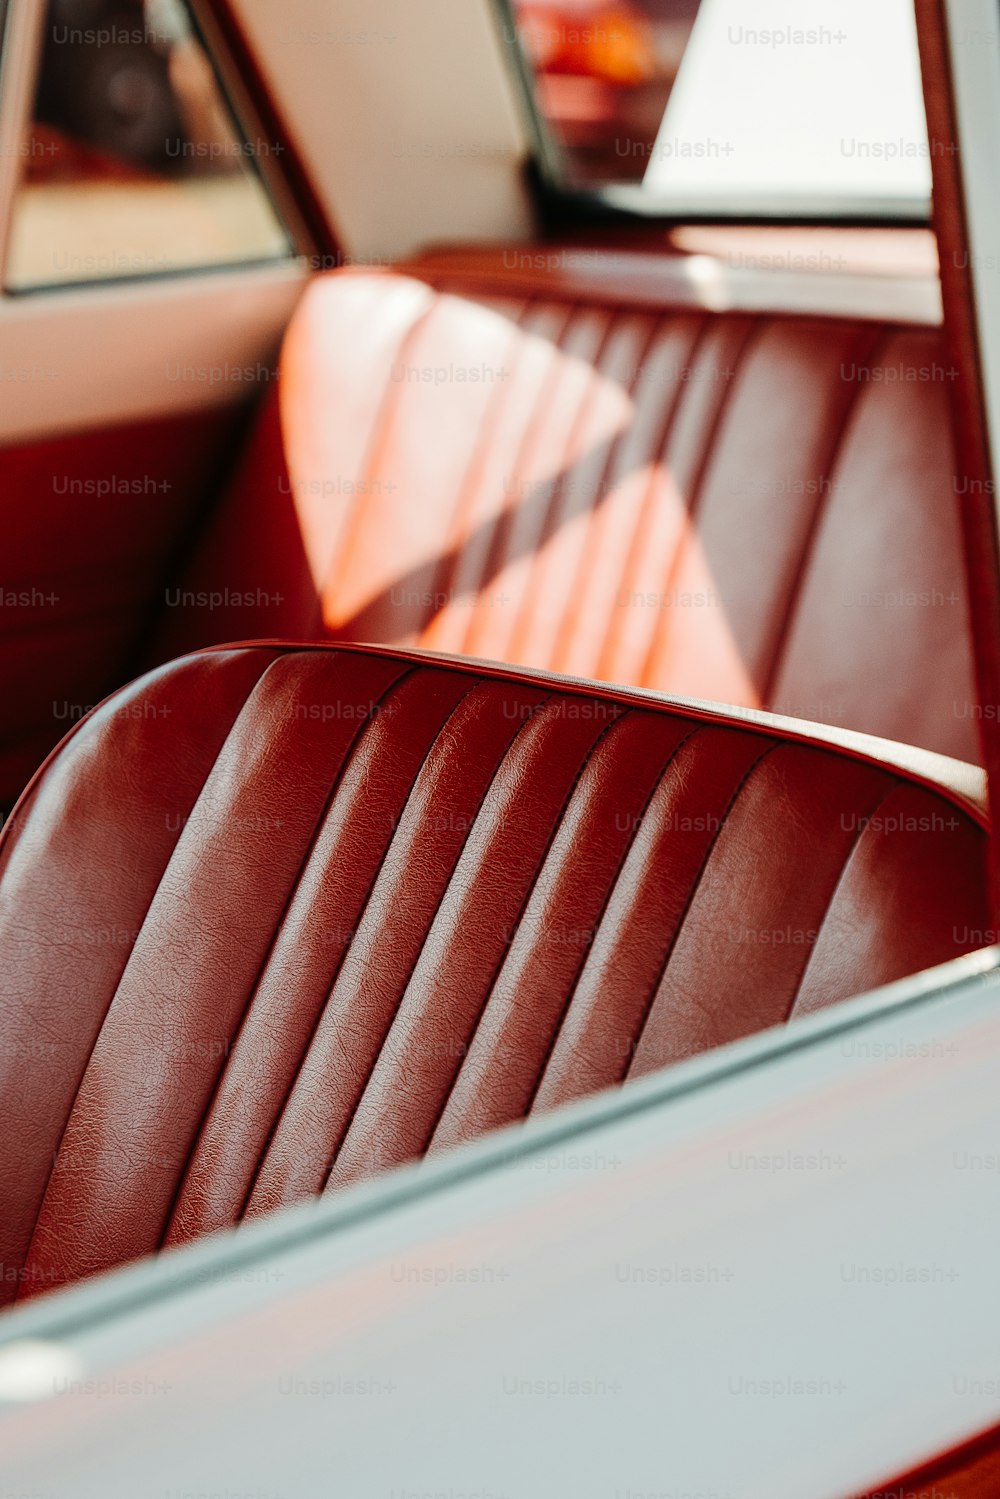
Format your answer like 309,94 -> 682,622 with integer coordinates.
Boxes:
0,0 -> 315,296
489,0 -> 933,231
0,0 -> 309,445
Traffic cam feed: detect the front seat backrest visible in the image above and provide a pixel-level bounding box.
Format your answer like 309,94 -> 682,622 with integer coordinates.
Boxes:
0,644 -> 988,1302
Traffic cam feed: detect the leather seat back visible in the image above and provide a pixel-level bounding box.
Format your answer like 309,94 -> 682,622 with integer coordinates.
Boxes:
155,260 -> 978,762
0,644 -> 987,1301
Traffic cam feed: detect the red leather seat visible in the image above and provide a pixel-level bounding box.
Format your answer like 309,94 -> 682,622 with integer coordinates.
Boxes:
0,643 -> 987,1301
156,252 -> 978,762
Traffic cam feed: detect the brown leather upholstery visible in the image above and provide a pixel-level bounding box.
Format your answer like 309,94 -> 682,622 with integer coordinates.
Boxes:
156,257 -> 978,762
0,643 -> 987,1301
0,407 -> 243,813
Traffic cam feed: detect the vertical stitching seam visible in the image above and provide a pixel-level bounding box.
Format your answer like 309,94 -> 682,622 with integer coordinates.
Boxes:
314,691 -> 558,1193
622,738 -> 777,1082
522,722 -> 705,1118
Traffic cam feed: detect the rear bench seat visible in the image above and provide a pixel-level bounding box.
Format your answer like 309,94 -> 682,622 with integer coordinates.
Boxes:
155,248 -> 979,763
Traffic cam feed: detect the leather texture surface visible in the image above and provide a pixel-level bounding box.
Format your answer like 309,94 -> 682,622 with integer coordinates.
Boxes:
0,643 -> 988,1301
854,1419 -> 1000,1499
0,407 -> 245,814
155,259 -> 979,763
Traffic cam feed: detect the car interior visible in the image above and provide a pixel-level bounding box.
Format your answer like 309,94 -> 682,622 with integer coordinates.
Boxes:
2,5 -> 1000,1487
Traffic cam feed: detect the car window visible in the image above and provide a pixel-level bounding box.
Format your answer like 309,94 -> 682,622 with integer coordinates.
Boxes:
4,0 -> 293,290
501,0 -> 932,219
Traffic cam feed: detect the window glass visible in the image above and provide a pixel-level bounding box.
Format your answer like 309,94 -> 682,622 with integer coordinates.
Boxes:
5,0 -> 292,290
503,0 -> 932,218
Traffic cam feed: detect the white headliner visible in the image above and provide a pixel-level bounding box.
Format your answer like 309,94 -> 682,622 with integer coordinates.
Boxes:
232,0 -> 536,264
